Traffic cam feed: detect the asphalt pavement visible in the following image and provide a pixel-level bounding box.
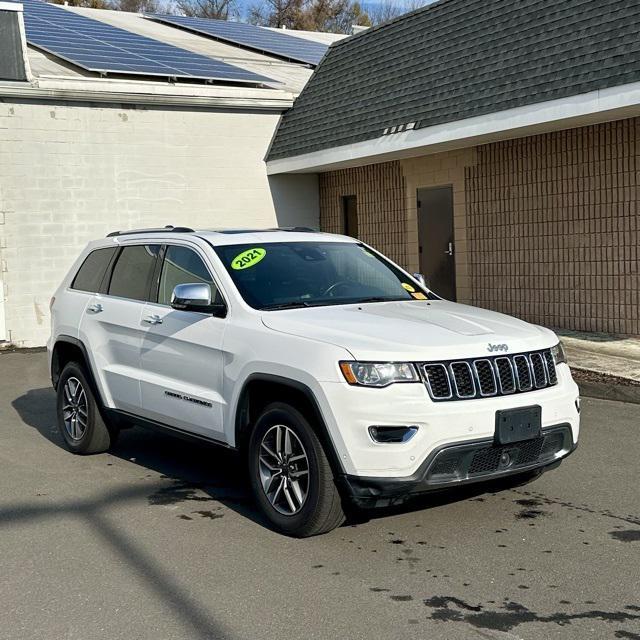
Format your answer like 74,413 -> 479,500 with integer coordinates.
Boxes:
0,350 -> 639,640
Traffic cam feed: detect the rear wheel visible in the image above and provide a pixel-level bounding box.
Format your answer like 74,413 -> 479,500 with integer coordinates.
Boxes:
248,402 -> 345,537
57,361 -> 115,454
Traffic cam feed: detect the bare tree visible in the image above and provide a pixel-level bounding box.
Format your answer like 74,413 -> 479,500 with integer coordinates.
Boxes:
111,0 -> 159,12
300,0 -> 370,32
248,0 -> 368,33
368,0 -> 428,25
175,0 -> 239,19
51,0 -> 111,8
247,0 -> 307,29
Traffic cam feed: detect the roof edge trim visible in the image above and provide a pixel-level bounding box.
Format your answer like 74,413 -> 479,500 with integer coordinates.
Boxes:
266,80 -> 640,174
0,82 -> 293,109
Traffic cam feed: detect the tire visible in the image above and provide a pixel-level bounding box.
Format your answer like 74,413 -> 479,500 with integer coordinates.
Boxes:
56,361 -> 115,454
248,402 -> 345,537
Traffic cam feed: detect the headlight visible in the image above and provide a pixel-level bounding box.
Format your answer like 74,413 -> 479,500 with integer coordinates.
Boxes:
551,342 -> 567,365
339,361 -> 419,387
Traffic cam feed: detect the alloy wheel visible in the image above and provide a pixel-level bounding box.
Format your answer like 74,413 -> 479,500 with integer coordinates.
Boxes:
62,376 -> 88,441
258,424 -> 310,515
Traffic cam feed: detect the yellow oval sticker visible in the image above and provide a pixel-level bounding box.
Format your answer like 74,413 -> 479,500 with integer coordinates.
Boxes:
402,283 -> 416,292
231,247 -> 266,270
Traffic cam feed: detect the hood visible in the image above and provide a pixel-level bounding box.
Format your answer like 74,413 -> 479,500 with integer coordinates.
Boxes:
261,300 -> 557,361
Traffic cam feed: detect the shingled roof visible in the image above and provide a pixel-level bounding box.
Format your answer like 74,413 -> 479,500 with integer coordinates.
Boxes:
267,0 -> 640,162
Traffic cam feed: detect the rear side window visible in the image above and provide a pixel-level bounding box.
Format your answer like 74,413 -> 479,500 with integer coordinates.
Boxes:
71,248 -> 117,293
108,245 -> 160,302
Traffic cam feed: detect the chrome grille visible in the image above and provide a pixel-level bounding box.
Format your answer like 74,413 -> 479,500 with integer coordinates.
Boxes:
513,355 -> 533,391
530,352 -> 547,388
449,362 -> 475,398
473,359 -> 497,396
423,364 -> 452,399
543,351 -> 558,385
421,349 -> 559,401
495,357 -> 516,394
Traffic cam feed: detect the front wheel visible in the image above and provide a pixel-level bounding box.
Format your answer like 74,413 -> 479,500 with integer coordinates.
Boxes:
248,402 -> 345,537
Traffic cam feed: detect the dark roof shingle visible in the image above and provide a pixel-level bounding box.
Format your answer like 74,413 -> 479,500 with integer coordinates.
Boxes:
267,0 -> 640,161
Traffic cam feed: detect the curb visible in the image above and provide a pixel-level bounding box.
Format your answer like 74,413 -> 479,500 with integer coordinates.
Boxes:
572,368 -> 640,405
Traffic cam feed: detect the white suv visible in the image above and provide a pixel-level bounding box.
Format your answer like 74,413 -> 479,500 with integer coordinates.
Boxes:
48,226 -> 579,536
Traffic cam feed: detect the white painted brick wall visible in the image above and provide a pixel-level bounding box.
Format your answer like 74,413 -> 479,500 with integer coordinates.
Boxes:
0,100 -> 318,347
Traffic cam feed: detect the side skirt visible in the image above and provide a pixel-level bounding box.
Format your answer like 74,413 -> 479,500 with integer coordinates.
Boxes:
105,408 -> 237,451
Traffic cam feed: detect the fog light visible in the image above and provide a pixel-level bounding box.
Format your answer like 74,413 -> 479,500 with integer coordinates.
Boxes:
498,451 -> 512,468
575,397 -> 581,414
368,426 -> 418,443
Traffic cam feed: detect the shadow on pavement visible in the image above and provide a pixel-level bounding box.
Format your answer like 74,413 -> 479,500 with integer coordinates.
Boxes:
9,387 -> 238,639
12,387 -> 518,535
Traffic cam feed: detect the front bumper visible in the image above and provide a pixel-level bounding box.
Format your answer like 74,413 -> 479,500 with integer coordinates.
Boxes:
339,424 -> 576,507
318,363 -> 579,477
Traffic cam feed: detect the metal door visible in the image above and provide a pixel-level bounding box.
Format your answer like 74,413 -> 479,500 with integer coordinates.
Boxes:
417,186 -> 456,300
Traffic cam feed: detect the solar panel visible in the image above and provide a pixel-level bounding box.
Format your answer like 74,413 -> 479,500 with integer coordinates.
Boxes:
147,15 -> 329,66
11,0 -> 275,84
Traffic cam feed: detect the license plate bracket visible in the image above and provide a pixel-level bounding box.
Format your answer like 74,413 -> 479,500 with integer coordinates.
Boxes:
495,405 -> 542,444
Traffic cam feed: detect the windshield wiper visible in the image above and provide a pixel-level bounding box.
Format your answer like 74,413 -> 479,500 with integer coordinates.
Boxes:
351,296 -> 407,304
261,296 -> 407,311
261,301 -> 315,311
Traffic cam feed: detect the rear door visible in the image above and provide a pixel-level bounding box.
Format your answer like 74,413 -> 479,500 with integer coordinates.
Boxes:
79,244 -> 161,413
138,243 -> 228,441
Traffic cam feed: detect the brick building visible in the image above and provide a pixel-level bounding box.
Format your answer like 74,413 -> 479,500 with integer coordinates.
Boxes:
266,0 -> 640,336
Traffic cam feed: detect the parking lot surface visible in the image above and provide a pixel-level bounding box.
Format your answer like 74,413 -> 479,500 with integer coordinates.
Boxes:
1,350 -> 639,640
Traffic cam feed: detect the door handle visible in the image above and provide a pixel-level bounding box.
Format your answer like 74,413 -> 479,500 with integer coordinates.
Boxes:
87,303 -> 103,313
444,242 -> 454,256
143,314 -> 163,325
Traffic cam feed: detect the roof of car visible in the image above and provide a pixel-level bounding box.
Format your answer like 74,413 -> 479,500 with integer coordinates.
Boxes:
103,227 -> 358,247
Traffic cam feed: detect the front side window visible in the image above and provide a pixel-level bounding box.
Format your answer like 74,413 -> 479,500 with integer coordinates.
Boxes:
108,245 -> 160,302
214,241 -> 432,310
71,247 -> 117,293
158,246 -> 219,306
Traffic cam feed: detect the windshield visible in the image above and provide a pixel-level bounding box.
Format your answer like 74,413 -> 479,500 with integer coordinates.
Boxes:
213,241 -> 432,310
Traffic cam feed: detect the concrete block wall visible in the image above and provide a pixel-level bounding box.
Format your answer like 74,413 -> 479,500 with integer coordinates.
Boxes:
318,162 -> 408,268
467,118 -> 640,335
316,118 -> 639,335
317,151 -> 474,303
0,100 -> 306,347
400,149 -> 476,304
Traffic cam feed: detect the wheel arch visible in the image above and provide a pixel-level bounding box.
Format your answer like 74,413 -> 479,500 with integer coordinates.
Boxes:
234,373 -> 345,477
51,336 -> 105,406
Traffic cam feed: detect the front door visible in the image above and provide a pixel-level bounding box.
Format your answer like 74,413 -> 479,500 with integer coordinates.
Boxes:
417,186 -> 456,300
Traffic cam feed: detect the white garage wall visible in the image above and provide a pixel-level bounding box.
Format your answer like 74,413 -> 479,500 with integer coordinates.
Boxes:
0,100 -> 318,347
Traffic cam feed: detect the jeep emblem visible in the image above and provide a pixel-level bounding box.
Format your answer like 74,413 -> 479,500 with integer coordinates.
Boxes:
487,343 -> 508,353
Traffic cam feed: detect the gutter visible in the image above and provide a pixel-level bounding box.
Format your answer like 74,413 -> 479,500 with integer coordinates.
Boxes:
0,81 -> 294,111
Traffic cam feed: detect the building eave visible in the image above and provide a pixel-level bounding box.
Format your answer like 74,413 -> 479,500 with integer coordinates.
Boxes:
266,81 -> 640,174
0,76 -> 295,110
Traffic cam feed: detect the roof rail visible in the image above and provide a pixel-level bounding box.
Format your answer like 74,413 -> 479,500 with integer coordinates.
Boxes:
272,226 -> 317,232
106,225 -> 195,238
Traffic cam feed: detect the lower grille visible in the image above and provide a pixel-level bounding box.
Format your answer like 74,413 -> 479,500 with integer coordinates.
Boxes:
468,447 -> 503,474
426,427 -> 571,484
421,349 -> 558,401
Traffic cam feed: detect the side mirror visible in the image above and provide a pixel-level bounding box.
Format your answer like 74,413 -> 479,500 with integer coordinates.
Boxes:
171,283 -> 226,317
412,273 -> 427,288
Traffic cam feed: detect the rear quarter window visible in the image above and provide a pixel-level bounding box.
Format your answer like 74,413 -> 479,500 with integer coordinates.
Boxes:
71,248 -> 117,293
